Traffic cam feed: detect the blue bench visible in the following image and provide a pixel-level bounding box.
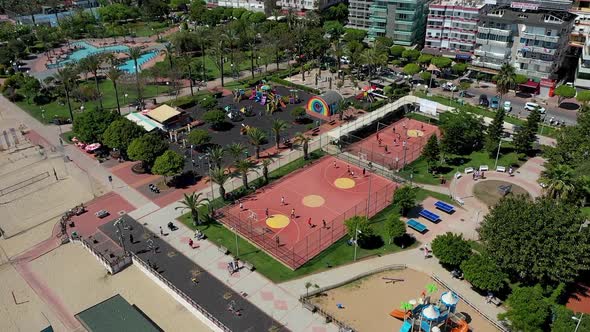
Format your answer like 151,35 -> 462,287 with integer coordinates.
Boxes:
434,201 -> 455,214
419,209 -> 441,223
407,219 -> 428,233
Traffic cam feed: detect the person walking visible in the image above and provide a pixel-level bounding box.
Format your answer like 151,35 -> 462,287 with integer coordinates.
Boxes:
290,208 -> 295,219
362,168 -> 366,176
281,196 -> 285,205
322,219 -> 327,228
265,208 -> 269,219
159,226 -> 163,236
129,233 -> 134,244
307,218 -> 313,228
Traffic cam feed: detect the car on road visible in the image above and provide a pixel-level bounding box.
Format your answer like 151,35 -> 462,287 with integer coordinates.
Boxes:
523,102 -> 546,114
503,101 -> 512,112
442,82 -> 458,91
490,96 -> 500,109
479,94 -> 489,106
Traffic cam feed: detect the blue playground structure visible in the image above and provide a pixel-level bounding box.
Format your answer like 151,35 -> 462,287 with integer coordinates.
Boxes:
395,291 -> 467,332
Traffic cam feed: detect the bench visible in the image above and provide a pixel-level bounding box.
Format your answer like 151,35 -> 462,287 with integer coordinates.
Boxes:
218,245 -> 229,254
419,209 -> 441,223
464,167 -> 474,174
434,201 -> 455,214
479,165 -> 489,171
243,261 -> 255,271
407,219 -> 428,233
496,165 -> 506,172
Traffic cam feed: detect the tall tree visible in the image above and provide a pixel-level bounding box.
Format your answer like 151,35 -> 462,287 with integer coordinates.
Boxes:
127,133 -> 168,169
478,195 -> 590,285
385,213 -> 405,244
176,192 -> 209,225
271,119 -> 288,149
207,146 -> 225,169
431,232 -> 472,267
485,108 -> 506,156
541,164 -> 577,202
105,68 -> 123,115
439,110 -> 484,155
422,134 -> 440,172
233,159 -> 256,188
209,167 -> 230,199
393,185 -> 417,216
246,127 -> 266,159
495,63 -> 516,104
499,285 -> 552,332
293,133 -> 311,160
127,47 -> 143,101
460,253 -> 507,292
53,66 -> 78,122
227,142 -> 247,162
72,108 -> 118,143
78,54 -> 104,109
152,150 -> 185,183
554,85 -> 576,106
513,107 -> 540,155
102,118 -> 144,154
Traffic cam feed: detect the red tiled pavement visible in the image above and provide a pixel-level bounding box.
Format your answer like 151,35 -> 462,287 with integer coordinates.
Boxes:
68,192 -> 135,238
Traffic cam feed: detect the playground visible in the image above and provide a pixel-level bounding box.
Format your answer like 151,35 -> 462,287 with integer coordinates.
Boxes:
218,156 -> 397,269
345,118 -> 440,171
309,269 -> 497,332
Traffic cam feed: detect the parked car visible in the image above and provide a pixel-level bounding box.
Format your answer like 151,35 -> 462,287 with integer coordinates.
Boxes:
523,102 -> 546,114
442,82 -> 458,91
340,56 -> 350,64
503,101 -> 512,112
458,90 -> 474,98
490,96 -> 500,109
479,94 -> 489,106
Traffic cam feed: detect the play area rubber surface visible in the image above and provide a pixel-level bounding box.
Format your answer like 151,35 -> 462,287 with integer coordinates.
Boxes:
219,156 -> 397,269
99,216 -> 285,332
347,118 -> 440,170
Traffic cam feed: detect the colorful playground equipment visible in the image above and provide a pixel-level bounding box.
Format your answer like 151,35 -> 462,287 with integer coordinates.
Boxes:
306,90 -> 344,117
392,288 -> 469,332
356,86 -> 379,103
232,89 -> 246,102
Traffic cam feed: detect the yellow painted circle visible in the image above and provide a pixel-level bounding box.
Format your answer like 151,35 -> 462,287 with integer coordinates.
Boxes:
302,195 -> 326,207
407,129 -> 424,138
334,178 -> 356,189
266,214 -> 290,228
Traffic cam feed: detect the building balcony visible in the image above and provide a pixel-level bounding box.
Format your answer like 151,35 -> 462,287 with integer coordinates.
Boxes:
475,38 -> 509,47
515,56 -> 553,67
528,45 -> 557,55
516,68 -> 550,80
472,60 -> 502,70
474,49 -> 508,59
521,32 -> 560,43
370,16 -> 387,23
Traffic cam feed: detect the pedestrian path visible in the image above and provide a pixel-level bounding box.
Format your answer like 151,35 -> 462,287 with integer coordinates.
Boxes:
136,203 -> 338,332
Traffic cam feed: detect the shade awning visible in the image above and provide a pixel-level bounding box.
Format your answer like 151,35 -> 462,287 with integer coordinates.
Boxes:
147,104 -> 181,123
126,112 -> 163,132
519,81 -> 540,89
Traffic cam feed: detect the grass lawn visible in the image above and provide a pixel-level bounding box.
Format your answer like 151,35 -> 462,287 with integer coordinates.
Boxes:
399,144 -> 522,185
191,55 -> 254,81
582,207 -> 590,218
415,92 -> 559,139
17,79 -> 161,123
468,240 -> 486,254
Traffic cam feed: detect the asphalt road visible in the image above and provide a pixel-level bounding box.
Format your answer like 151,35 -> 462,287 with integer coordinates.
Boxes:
433,83 -> 580,125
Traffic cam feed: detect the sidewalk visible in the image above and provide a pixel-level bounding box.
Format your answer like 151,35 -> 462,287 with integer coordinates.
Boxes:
130,203 -> 339,332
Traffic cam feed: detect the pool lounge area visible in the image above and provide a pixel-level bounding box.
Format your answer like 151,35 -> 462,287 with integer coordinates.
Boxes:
46,41 -> 159,73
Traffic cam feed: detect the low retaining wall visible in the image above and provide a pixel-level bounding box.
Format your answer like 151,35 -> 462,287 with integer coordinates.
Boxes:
70,236 -> 131,274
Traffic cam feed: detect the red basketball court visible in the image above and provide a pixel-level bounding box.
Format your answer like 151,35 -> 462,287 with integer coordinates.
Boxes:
347,118 -> 440,170
218,156 -> 397,269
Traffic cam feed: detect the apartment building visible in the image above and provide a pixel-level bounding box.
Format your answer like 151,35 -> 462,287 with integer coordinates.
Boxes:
574,40 -> 590,88
367,0 -> 428,46
348,0 -> 374,30
472,1 -> 575,80
423,0 -> 484,59
216,0 -> 265,12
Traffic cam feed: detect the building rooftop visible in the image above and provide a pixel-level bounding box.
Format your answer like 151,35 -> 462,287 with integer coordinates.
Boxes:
429,0 -> 485,9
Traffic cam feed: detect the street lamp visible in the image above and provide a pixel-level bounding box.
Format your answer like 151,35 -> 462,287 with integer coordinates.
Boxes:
573,313 -> 584,332
231,227 -> 239,257
353,228 -> 362,261
41,109 -> 45,120
494,140 -> 503,169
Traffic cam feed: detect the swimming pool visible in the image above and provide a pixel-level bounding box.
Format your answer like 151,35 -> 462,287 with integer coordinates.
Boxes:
47,41 -> 159,73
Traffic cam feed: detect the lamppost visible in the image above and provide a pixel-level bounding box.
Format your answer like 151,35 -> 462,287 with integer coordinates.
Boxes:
124,93 -> 129,112
231,227 -> 239,257
494,140 -> 503,169
353,228 -> 362,261
41,109 -> 45,121
573,313 -> 584,332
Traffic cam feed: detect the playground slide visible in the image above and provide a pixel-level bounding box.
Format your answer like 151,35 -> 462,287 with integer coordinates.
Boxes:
390,309 -> 411,320
279,100 -> 286,108
451,320 -> 469,332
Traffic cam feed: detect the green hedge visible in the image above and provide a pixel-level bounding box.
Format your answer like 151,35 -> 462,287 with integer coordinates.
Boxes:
269,77 -> 320,94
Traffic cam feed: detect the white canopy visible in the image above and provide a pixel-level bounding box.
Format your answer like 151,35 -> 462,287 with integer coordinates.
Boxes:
422,305 -> 440,320
126,112 -> 163,132
441,291 -> 459,306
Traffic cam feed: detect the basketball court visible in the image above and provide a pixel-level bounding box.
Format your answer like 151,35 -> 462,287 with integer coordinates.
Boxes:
346,118 -> 440,170
219,156 -> 397,269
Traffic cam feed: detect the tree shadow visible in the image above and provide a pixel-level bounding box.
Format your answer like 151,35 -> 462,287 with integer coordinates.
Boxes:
169,171 -> 201,188
394,233 -> 416,247
359,234 -> 384,250
559,102 -> 579,111
445,157 -> 471,166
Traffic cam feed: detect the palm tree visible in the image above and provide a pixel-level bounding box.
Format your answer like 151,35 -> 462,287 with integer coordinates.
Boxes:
336,99 -> 349,121
53,66 -> 78,122
331,41 -> 344,72
128,47 -> 143,101
542,164 -> 576,202
207,146 -> 225,168
194,27 -> 209,81
175,192 -> 209,225
576,175 -> 590,207
360,47 -> 387,79
227,142 -> 247,162
294,133 -> 311,160
261,158 -> 273,184
106,68 -> 123,115
209,40 -> 225,87
495,63 -> 516,104
79,54 -> 104,109
271,119 -> 288,149
222,28 -> 240,76
234,159 -> 257,189
246,127 -> 267,159
164,43 -> 174,69
209,167 -> 230,200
